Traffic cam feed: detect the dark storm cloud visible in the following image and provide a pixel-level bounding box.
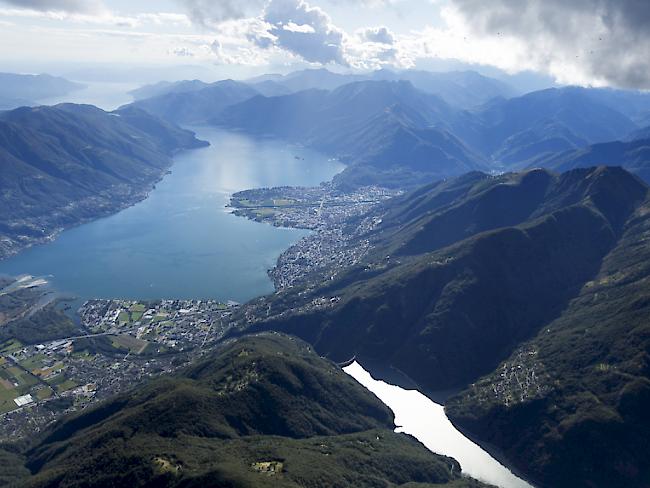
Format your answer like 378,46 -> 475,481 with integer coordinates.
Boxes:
451,0 -> 650,89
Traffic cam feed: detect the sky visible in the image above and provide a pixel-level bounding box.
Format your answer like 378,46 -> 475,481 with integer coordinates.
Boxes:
0,0 -> 649,89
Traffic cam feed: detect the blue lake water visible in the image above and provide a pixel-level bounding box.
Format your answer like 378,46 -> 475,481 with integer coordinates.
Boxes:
0,126 -> 343,302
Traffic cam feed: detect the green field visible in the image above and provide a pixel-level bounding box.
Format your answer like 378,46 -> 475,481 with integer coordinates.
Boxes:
253,208 -> 276,218
0,339 -> 23,353
19,354 -> 47,372
35,387 -> 53,401
272,198 -> 295,206
111,334 -> 149,354
117,311 -> 130,325
0,362 -> 40,413
129,304 -> 146,313
55,379 -> 77,393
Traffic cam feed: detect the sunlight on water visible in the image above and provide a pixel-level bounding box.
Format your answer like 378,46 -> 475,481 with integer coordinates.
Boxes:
344,362 -> 534,488
0,127 -> 344,302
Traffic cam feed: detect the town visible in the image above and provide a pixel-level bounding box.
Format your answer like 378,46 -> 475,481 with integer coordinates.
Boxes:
0,298 -> 238,440
0,183 -> 396,442
230,184 -> 398,288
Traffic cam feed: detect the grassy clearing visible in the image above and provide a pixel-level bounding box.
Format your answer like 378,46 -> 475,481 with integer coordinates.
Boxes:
112,334 -> 149,354
117,311 -> 130,325
35,387 -> 53,401
0,340 -> 22,354
253,208 -> 276,218
19,354 -> 47,372
55,379 -> 77,393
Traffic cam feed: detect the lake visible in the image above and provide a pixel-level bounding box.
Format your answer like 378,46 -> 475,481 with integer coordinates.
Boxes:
37,81 -> 139,111
0,127 -> 344,302
344,362 -> 534,488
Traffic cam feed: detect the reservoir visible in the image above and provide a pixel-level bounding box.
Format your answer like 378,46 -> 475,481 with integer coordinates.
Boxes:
344,362 -> 534,488
0,127 -> 343,302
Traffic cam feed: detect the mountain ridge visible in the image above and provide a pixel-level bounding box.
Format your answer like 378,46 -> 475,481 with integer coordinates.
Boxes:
0,103 -> 207,258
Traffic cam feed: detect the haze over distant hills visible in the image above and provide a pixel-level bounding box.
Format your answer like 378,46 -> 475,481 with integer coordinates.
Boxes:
126,68 -> 650,189
133,68 -> 517,109
0,73 -> 85,110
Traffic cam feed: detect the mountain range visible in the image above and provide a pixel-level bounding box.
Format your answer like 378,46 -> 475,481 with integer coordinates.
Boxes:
0,103 -> 207,258
531,135 -> 650,183
126,70 -> 650,189
2,64 -> 650,488
132,68 -> 517,109
234,166 -> 650,487
9,333 -> 488,488
0,73 -> 84,110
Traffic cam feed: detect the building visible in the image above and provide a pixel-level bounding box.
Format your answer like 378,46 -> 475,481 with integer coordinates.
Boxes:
13,394 -> 34,407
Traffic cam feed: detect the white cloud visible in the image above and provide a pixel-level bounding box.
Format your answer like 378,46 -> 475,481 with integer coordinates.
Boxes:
259,0 -> 348,65
177,0 -> 267,26
282,21 -> 315,33
358,26 -> 395,44
0,0 -> 106,14
0,6 -> 191,28
171,46 -> 194,57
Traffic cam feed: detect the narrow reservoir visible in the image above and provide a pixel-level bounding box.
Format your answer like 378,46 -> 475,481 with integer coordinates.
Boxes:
0,127 -> 343,302
344,362 -> 534,488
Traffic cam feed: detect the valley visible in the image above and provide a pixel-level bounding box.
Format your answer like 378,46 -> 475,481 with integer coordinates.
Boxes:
1,68 -> 650,488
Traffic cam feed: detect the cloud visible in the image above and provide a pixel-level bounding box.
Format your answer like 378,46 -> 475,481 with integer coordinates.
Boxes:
0,0 -> 106,14
171,47 -> 194,57
259,0 -> 347,65
358,26 -> 395,44
177,0 -> 267,26
448,0 -> 650,89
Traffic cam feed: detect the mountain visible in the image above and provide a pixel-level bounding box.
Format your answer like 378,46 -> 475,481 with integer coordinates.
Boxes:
235,166 -> 650,486
0,73 -> 84,109
0,103 -> 207,258
370,69 -> 517,109
0,97 -> 33,111
214,81 -> 641,188
572,87 -> 650,125
455,87 -> 639,165
126,74 -> 646,189
328,107 -> 487,189
246,68 -> 516,109
128,80 -> 259,125
129,79 -> 211,101
247,68 -> 364,93
217,80 -> 485,188
16,334 -> 488,488
446,173 -> 650,487
533,137 -> 650,183
627,125 -> 650,141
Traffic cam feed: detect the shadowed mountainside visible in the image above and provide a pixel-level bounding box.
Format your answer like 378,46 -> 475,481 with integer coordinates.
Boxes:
16,334 -> 488,488
234,166 -> 650,487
